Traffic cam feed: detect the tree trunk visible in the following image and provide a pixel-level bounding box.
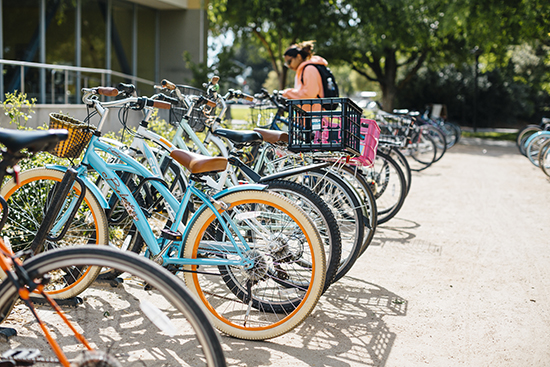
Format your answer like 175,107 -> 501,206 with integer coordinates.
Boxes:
381,85 -> 397,112
380,49 -> 398,112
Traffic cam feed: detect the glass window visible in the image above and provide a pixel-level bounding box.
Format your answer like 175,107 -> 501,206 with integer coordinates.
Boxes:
137,6 -> 156,94
3,0 -> 40,97
111,0 -> 133,77
46,0 -> 75,65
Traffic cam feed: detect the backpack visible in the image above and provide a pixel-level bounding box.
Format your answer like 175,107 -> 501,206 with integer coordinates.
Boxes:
301,64 -> 340,110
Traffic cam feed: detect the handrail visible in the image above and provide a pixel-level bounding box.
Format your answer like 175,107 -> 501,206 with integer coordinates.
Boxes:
0,58 -> 155,104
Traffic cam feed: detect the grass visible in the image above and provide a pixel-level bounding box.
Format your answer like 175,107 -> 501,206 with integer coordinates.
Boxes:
228,105 -> 252,122
461,131 -> 516,142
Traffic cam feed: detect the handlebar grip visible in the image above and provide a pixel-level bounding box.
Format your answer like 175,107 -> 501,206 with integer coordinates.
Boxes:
161,79 -> 177,90
156,94 -> 180,105
97,87 -> 119,97
241,93 -> 254,102
152,100 -> 172,110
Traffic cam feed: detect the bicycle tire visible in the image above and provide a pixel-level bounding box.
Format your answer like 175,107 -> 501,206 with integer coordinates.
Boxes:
265,179 -> 342,293
526,132 -> 550,167
406,131 -> 437,171
517,125 -> 541,155
284,168 -> 365,283
379,146 -> 412,197
0,246 -> 226,367
424,125 -> 447,162
0,168 -> 109,299
363,151 -> 407,225
442,121 -> 461,148
538,139 -> 550,177
182,190 -> 325,340
335,165 -> 378,257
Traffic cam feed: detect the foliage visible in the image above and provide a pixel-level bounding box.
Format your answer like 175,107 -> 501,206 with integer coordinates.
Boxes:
209,0 -> 550,115
395,43 -> 550,128
184,46 -> 246,93
209,0 -> 336,90
2,91 -> 37,128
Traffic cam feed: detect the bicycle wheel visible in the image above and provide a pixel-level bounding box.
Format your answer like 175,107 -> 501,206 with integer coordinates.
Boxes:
517,125 -> 541,155
265,179 -> 342,293
285,168 -> 365,283
0,168 -> 108,299
388,147 -> 412,196
0,246 -> 226,367
420,125 -> 446,162
538,139 -> 550,177
183,190 -> 325,340
526,133 -> 550,167
334,164 -> 377,255
441,121 -> 461,148
406,131 -> 437,171
362,151 -> 407,225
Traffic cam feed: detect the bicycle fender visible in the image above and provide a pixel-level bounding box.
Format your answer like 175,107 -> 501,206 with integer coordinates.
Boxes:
45,165 -> 109,208
181,183 -> 268,244
212,183 -> 267,198
257,162 -> 329,183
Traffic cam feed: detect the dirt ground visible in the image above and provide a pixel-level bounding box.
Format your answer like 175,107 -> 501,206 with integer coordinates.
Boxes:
2,137 -> 549,366
218,137 -> 550,366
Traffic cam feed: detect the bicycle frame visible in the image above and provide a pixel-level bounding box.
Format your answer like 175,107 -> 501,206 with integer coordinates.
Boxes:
86,135 -> 257,267
47,93 -> 272,270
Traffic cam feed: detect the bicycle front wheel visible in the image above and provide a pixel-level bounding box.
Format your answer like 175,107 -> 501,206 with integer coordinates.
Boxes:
0,167 -> 109,299
0,246 -> 226,367
183,190 -> 326,340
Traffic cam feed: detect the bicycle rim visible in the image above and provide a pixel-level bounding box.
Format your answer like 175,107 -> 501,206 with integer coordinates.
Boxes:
183,190 -> 325,340
0,246 -> 226,367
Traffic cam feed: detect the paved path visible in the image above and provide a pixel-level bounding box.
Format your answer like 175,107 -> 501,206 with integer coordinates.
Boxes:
221,138 -> 550,366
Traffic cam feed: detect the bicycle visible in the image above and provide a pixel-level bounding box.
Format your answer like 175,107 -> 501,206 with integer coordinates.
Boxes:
0,128 -> 226,366
516,117 -> 550,156
3,87 -> 327,340
154,80 -> 357,288
208,89 -> 376,281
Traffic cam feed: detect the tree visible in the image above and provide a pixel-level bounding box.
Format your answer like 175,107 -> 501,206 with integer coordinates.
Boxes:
209,0 -> 335,90
323,0 -> 550,112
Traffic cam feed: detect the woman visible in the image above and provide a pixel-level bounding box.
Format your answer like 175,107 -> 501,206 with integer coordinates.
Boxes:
282,40 -> 328,101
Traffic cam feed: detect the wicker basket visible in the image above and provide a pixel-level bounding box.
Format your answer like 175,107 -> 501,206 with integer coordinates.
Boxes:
48,113 -> 96,158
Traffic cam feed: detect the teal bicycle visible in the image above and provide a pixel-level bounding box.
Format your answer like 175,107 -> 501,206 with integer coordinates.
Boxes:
1,87 -> 326,341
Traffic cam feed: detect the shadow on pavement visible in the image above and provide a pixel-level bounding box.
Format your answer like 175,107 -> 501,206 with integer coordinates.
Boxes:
222,279 -> 407,367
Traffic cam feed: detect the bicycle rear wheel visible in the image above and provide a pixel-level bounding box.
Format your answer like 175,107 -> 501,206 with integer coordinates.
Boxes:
183,190 -> 325,340
265,179 -> 342,294
286,168 -> 365,283
0,246 -> 226,367
0,168 -> 109,299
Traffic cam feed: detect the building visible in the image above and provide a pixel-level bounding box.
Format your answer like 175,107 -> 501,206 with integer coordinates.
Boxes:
0,0 -> 207,129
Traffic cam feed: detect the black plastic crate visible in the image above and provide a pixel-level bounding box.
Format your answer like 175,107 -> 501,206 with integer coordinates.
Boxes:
287,98 -> 362,155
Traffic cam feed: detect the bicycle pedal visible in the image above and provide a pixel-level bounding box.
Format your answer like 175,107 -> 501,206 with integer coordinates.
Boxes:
2,348 -> 40,360
29,296 -> 83,307
161,229 -> 182,242
0,327 -> 17,341
95,273 -> 124,288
